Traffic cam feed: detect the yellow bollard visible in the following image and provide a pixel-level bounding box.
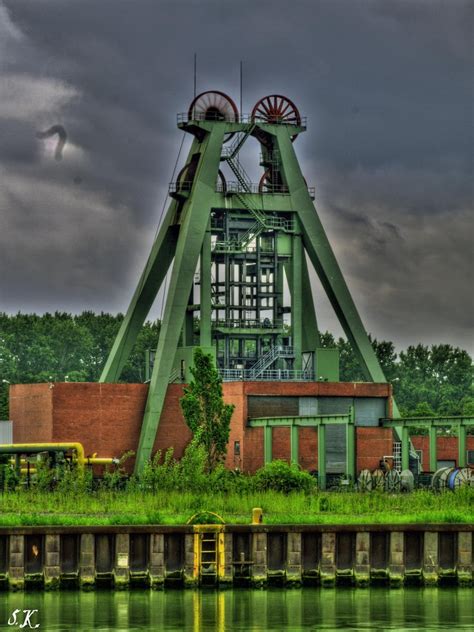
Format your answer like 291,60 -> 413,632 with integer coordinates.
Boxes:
252,508 -> 263,524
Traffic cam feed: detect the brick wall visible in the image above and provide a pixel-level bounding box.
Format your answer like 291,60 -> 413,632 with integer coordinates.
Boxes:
411,435 -> 474,471
10,381 -> 394,475
356,427 -> 393,472
9,384 -> 53,443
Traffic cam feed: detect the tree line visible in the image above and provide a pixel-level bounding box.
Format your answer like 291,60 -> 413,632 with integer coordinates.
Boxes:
0,311 -> 472,419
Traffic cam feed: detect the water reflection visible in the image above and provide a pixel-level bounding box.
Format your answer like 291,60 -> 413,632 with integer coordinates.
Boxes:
0,589 -> 472,631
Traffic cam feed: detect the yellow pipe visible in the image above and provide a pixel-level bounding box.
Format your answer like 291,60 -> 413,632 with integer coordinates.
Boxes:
0,443 -> 117,470
0,443 -> 86,467
86,457 -> 116,466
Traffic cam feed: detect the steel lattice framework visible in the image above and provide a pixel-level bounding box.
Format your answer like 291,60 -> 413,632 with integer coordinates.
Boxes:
99,91 -> 394,472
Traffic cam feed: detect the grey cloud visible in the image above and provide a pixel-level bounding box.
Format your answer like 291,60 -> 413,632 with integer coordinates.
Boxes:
1,0 -> 472,355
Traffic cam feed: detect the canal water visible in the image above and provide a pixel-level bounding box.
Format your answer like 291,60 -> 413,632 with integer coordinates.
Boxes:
0,588 -> 472,631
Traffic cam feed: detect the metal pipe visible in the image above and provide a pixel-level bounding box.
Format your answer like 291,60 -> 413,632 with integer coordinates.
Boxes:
86,457 -> 118,466
0,443 -> 117,470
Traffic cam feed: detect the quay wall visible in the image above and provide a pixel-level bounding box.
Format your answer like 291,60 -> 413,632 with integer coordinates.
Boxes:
0,524 -> 471,590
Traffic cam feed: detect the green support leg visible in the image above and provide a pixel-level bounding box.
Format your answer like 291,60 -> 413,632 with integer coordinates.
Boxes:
200,225 -> 212,347
273,127 -> 387,385
145,349 -> 151,383
134,126 -> 226,473
291,228 -> 303,370
346,411 -> 356,482
264,425 -> 273,465
458,425 -> 467,467
301,254 -> 320,351
99,215 -> 179,382
183,288 -> 194,346
401,426 -> 410,471
285,253 -> 319,365
290,424 -> 299,466
318,424 -> 326,490
429,426 -> 437,472
100,137 -> 202,383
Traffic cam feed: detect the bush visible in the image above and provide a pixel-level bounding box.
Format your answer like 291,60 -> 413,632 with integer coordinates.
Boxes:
253,460 -> 316,494
138,441 -> 209,493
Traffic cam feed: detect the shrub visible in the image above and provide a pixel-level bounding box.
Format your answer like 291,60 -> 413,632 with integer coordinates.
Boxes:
253,460 -> 316,494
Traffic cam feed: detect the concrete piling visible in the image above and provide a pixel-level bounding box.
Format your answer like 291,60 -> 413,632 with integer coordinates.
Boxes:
114,533 -> 130,589
79,533 -> 95,590
320,532 -> 336,587
251,532 -> 267,587
44,534 -> 60,590
9,535 -> 24,591
388,532 -> 404,587
287,532 -> 302,586
0,525 -> 471,590
457,532 -> 472,586
423,532 -> 438,586
149,533 -> 164,589
355,532 -> 370,587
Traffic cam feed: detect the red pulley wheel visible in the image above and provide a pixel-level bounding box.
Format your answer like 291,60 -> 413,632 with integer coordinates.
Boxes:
188,90 -> 239,142
251,94 -> 301,141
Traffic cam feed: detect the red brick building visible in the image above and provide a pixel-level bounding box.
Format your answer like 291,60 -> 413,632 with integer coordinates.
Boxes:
9,382 -> 472,473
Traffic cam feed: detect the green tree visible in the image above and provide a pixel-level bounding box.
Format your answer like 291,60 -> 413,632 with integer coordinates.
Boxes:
74,311 -> 122,380
396,344 -> 472,415
180,348 -> 235,471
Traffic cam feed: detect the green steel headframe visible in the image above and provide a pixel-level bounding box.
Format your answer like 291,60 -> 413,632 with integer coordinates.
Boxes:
99,91 -> 395,473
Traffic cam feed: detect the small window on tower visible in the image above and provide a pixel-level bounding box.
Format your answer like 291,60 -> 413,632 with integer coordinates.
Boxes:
234,441 -> 241,456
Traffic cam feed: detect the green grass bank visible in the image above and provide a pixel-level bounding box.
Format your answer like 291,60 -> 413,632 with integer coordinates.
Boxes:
0,488 -> 472,527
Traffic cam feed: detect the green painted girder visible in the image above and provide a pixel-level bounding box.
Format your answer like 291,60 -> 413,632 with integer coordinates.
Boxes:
99,208 -> 179,383
381,416 -> 474,427
301,254 -> 321,351
285,246 -> 320,354
271,126 -> 401,419
200,224 -> 212,347
99,135 -> 205,383
396,418 -> 471,471
212,327 -> 283,335
272,127 -> 386,384
135,124 -> 226,472
215,193 -> 295,212
248,413 -> 353,427
429,426 -> 437,472
178,120 -> 307,139
291,226 -> 303,370
458,425 -> 467,467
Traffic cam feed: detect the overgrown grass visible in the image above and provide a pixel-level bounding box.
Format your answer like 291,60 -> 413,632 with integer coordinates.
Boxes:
0,488 -> 472,526
1,450 -> 472,526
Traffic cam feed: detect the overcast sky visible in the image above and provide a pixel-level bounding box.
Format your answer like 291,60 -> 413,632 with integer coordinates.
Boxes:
0,0 -> 472,355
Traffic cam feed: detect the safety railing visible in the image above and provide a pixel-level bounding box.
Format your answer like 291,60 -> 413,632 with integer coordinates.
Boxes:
221,129 -> 255,159
169,181 -> 193,194
216,181 -> 289,195
177,112 -> 307,126
169,180 -> 315,199
248,345 -> 295,378
216,181 -> 316,197
219,369 -> 314,382
212,318 -> 283,330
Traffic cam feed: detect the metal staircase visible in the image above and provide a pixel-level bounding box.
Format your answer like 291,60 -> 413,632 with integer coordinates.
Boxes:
221,127 -> 255,161
215,128 -> 288,253
214,183 -> 294,253
248,345 -> 294,379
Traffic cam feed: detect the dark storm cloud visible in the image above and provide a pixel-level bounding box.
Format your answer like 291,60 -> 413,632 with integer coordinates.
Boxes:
0,0 -> 472,353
